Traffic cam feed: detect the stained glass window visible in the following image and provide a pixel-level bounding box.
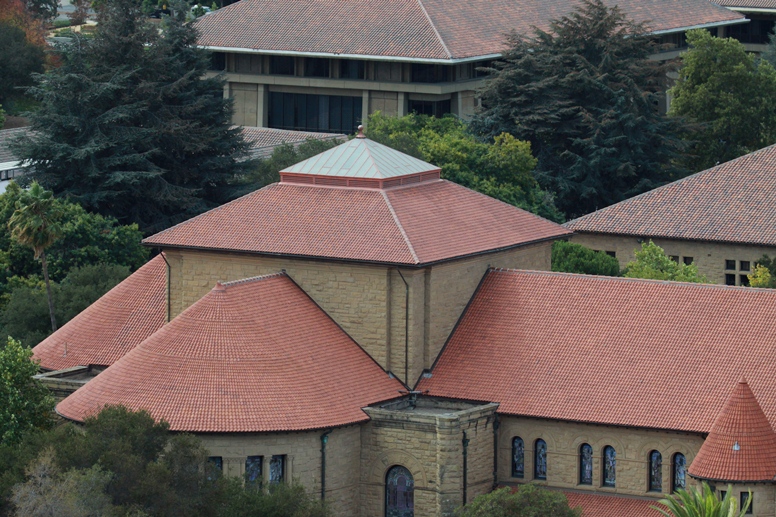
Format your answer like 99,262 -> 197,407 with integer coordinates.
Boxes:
386,465 -> 414,517
579,444 -> 593,485
512,437 -> 524,478
603,446 -> 616,487
207,456 -> 222,481
649,451 -> 662,492
246,456 -> 263,485
534,439 -> 547,480
270,455 -> 285,484
672,453 -> 686,492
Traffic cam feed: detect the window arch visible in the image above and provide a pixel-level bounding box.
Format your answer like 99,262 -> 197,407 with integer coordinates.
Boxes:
649,450 -> 662,492
386,466 -> 414,517
672,453 -> 686,493
579,444 -> 593,485
534,439 -> 547,480
602,446 -> 616,487
511,437 -> 524,478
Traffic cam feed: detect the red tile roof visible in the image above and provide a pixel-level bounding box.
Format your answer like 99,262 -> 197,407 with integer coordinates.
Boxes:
563,490 -> 664,517
195,0 -> 743,61
688,380 -> 776,483
143,180 -> 570,265
716,0 -> 776,8
565,144 -> 776,246
56,273 -> 404,432
240,127 -> 345,159
419,269 -> 776,433
32,255 -> 167,371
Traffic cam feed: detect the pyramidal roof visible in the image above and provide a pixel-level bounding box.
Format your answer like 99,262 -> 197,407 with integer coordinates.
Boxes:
280,128 -> 439,181
56,273 -> 404,432
688,380 -> 776,482
33,255 -> 167,371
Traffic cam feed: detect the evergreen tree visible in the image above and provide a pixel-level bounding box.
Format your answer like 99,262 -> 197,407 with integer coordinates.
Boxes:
470,0 -> 686,219
551,241 -> 620,276
14,0 -> 250,234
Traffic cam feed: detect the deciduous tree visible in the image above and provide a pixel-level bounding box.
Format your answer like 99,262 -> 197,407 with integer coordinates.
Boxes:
0,21 -> 45,105
455,485 -> 581,517
471,0 -> 685,219
551,240 -> 620,276
624,241 -> 707,283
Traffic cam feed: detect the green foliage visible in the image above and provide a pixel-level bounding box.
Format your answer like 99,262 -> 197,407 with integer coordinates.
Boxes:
0,105 -> 5,128
219,480 -> 329,517
748,255 -> 776,288
0,21 -> 45,105
670,30 -> 776,171
0,263 -> 130,346
654,482 -> 750,517
25,0 -> 58,22
551,240 -> 620,276
0,338 -> 54,447
365,112 -> 564,222
624,241 -> 707,283
455,485 -> 581,517
470,0 -> 685,219
15,0 -> 251,234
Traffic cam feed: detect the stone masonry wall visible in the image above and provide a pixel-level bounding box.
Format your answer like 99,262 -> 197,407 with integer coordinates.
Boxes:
689,480 -> 776,517
498,416 -> 704,499
198,425 -> 361,515
570,233 -> 776,285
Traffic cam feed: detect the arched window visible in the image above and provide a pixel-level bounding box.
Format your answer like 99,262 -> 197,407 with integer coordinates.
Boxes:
649,450 -> 662,492
386,465 -> 414,517
579,444 -> 593,485
534,439 -> 547,480
511,437 -> 524,478
672,453 -> 686,493
602,446 -> 616,487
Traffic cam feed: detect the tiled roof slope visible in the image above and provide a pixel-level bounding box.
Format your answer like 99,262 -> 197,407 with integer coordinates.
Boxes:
565,145 -> 776,246
32,255 -> 167,371
419,269 -> 776,433
240,127 -> 345,159
688,380 -> 776,482
563,491 -> 664,517
281,137 -> 439,179
0,127 -> 29,164
716,0 -> 776,8
143,180 -> 570,265
56,274 -> 403,432
195,0 -> 743,61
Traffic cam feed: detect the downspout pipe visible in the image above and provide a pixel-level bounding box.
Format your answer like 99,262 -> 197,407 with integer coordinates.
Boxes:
159,252 -> 171,322
320,430 -> 331,500
492,415 -> 500,489
462,431 -> 470,506
395,268 -> 409,385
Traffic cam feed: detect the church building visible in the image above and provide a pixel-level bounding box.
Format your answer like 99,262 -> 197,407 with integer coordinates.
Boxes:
33,133 -> 776,516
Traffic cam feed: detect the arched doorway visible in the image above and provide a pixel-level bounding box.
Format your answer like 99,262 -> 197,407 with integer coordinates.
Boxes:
386,465 -> 414,517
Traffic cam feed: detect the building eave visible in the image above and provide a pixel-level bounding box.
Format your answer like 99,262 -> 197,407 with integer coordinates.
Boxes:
724,6 -> 776,13
650,17 -> 749,36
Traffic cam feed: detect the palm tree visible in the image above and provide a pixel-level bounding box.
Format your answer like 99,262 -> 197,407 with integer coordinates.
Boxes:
8,182 -> 63,333
654,482 -> 751,517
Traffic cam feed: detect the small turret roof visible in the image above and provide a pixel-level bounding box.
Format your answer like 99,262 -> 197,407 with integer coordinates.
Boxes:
689,380 -> 776,483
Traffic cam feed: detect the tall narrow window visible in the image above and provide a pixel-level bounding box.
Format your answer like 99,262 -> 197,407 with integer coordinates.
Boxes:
741,492 -> 753,514
270,455 -> 285,484
511,437 -> 524,478
386,465 -> 414,517
672,453 -> 686,492
649,450 -> 662,492
603,446 -> 616,487
534,439 -> 547,480
579,444 -> 593,485
207,456 -> 222,481
245,455 -> 263,485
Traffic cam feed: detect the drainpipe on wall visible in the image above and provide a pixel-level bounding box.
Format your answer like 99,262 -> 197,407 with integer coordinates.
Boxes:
395,268 -> 409,385
320,430 -> 331,500
462,430 -> 470,505
159,252 -> 171,322
492,414 -> 500,489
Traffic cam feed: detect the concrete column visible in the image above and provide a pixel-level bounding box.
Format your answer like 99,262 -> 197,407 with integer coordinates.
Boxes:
257,84 -> 269,128
362,90 -> 370,127
223,82 -> 230,100
398,92 -> 407,117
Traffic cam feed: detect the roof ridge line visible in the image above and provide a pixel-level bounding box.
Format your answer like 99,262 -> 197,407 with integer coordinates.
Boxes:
219,272 -> 286,288
415,0 -> 452,59
380,190 -> 420,264
361,139 -> 382,178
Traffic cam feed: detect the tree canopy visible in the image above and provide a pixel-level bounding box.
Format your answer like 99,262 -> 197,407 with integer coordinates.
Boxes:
366,112 -> 564,222
551,240 -> 621,276
669,29 -> 776,172
14,0 -> 251,234
0,21 -> 45,106
455,485 -> 581,517
624,241 -> 707,283
470,0 -> 685,219
748,255 -> 776,288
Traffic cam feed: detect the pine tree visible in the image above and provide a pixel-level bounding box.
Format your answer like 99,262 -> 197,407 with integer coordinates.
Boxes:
470,0 -> 686,219
14,0 -> 250,234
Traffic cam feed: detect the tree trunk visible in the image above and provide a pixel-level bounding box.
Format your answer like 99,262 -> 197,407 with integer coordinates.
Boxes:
40,251 -> 57,332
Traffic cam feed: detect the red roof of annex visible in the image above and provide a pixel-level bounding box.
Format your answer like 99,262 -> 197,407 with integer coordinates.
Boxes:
419,269 -> 776,434
32,255 -> 167,371
57,273 -> 404,432
565,144 -> 776,246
